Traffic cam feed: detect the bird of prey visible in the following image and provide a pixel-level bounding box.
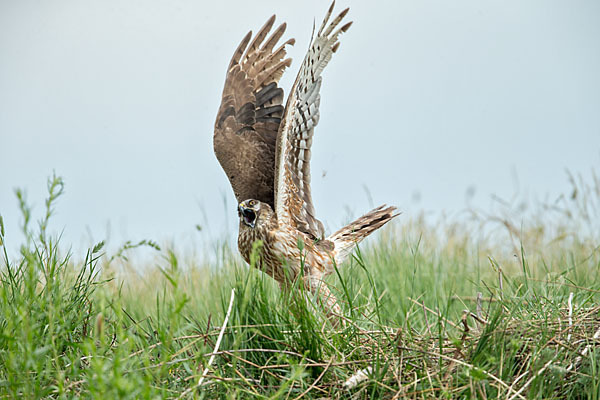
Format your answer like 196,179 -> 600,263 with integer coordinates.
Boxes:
213,2 -> 397,319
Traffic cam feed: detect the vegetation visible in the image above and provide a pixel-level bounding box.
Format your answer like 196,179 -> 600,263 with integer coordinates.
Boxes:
1,170 -> 599,399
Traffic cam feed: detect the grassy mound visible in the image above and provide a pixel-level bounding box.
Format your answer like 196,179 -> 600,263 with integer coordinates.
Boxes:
1,173 -> 599,398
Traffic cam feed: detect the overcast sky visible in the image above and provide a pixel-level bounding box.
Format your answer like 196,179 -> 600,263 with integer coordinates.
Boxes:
1,0 -> 599,258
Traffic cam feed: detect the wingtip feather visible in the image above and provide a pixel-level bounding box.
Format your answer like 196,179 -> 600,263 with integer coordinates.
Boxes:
339,7 -> 349,20
229,30 -> 253,69
328,1 -> 336,16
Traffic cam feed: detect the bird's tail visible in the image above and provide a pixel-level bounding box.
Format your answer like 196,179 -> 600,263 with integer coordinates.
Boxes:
327,205 -> 399,267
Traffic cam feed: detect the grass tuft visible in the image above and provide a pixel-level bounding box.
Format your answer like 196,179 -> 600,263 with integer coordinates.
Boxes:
0,169 -> 599,398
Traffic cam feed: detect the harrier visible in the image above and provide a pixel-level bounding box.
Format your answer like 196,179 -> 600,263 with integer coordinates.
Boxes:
213,2 -> 397,319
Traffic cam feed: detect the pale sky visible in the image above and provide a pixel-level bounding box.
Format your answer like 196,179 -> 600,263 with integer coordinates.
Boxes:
1,0 -> 599,258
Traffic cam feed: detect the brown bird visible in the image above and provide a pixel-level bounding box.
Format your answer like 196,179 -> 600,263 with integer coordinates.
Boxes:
213,2 -> 397,319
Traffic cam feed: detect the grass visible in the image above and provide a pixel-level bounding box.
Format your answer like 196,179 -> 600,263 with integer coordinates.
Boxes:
1,171 -> 599,399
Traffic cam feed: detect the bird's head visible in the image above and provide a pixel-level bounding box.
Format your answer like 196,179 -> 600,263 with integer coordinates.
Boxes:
238,199 -> 273,229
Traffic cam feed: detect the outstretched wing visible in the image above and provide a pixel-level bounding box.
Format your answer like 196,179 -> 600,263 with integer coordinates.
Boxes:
214,16 -> 295,209
274,2 -> 352,240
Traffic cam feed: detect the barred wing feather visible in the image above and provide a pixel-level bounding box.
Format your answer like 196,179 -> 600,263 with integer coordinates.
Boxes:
214,16 -> 295,209
274,2 -> 352,240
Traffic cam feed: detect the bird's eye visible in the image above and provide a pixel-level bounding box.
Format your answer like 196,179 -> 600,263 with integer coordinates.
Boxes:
249,200 -> 256,206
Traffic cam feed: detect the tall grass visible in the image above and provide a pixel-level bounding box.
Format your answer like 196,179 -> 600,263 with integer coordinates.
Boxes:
0,170 -> 599,398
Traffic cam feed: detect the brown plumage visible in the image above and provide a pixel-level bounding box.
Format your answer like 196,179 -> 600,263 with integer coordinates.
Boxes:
214,15 -> 294,209
214,2 -> 398,321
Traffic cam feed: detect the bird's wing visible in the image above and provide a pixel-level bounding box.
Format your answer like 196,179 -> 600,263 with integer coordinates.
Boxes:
214,16 -> 295,209
274,2 -> 352,240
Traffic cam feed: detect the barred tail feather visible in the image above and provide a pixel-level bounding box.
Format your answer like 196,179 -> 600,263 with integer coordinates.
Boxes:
328,205 -> 398,266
